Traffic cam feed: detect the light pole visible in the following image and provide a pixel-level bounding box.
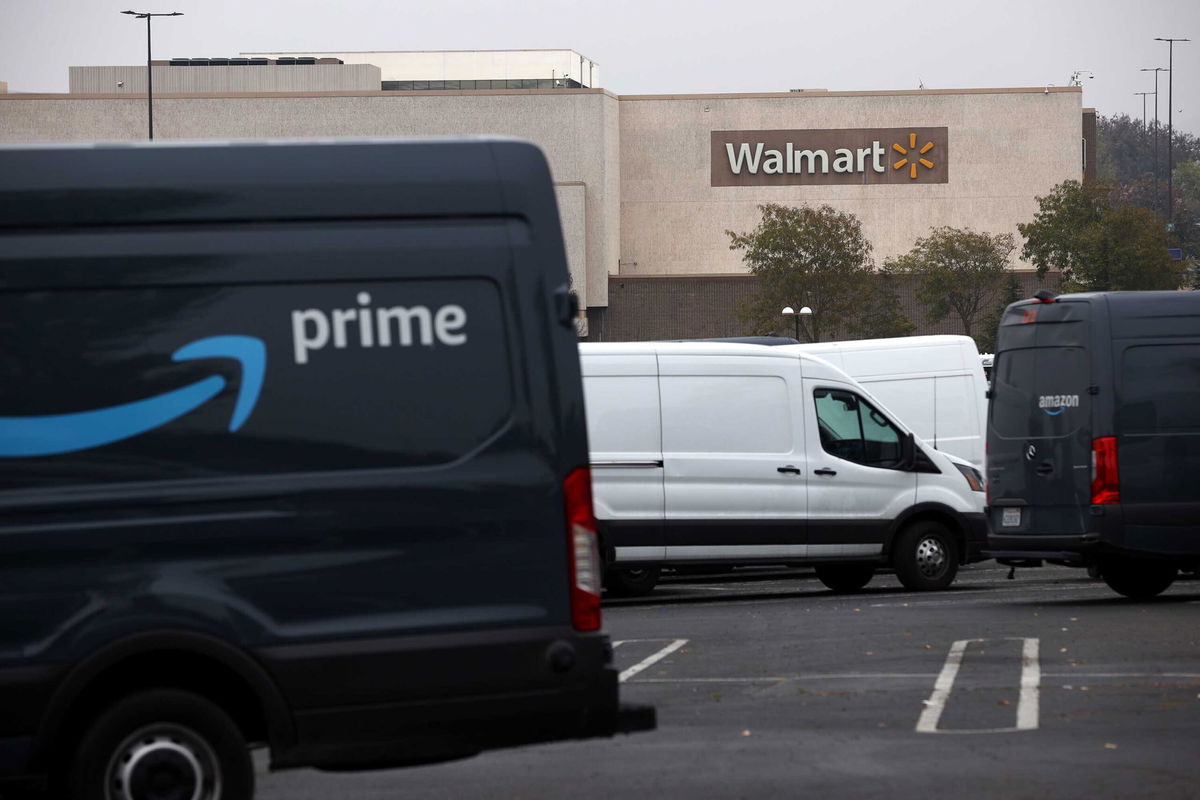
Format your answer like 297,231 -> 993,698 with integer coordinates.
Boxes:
1140,66 -> 1168,213
1155,37 -> 1190,225
121,10 -> 183,140
1134,92 -> 1152,133
781,306 -> 813,342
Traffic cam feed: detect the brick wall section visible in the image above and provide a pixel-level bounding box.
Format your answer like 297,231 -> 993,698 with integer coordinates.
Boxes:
589,271 -> 1061,343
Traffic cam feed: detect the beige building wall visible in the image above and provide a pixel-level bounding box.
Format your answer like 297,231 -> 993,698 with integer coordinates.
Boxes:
68,65 -> 381,94
0,88 -> 618,310
0,84 -> 1083,316
617,87 -> 1083,274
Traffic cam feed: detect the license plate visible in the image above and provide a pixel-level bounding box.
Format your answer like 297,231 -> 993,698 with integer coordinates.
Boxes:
1002,508 -> 1021,527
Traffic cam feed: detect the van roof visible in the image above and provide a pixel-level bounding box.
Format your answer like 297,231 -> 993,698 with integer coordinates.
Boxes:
578,340 -> 854,383
776,335 -> 978,353
0,137 -> 549,229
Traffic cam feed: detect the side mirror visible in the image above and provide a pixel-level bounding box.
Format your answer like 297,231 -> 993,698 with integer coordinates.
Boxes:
900,432 -> 916,471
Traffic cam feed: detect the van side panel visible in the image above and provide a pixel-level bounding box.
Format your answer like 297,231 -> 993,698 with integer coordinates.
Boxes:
581,355 -> 666,563
0,140 -> 632,778
1110,294 -> 1200,554
657,353 -> 807,559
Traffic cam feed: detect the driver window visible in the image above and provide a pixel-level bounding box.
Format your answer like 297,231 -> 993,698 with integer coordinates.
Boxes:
814,388 -> 904,469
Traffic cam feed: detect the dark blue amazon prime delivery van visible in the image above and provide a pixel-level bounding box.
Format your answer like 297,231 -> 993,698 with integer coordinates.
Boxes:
986,290 -> 1200,599
0,138 -> 652,798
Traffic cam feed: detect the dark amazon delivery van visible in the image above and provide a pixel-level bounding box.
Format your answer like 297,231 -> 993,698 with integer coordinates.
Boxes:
986,290 -> 1200,599
0,138 -> 652,798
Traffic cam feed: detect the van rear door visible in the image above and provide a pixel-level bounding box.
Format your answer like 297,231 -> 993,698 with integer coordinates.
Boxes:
987,300 -> 1093,537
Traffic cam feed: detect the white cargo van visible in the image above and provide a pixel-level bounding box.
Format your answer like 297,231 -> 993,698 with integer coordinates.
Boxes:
580,342 -> 988,596
782,336 -> 988,471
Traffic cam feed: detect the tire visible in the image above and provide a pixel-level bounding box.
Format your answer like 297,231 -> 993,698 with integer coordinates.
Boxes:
893,521 -> 959,590
814,563 -> 875,593
604,566 -> 662,597
1100,558 -> 1177,600
68,689 -> 254,800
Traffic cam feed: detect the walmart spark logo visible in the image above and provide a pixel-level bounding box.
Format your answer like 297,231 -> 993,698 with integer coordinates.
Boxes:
892,133 -> 936,180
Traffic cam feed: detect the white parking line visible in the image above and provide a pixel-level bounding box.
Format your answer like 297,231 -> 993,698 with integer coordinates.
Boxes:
1017,637 -> 1040,731
916,637 -> 1040,734
916,638 -> 976,733
619,638 -> 688,683
629,672 -> 939,683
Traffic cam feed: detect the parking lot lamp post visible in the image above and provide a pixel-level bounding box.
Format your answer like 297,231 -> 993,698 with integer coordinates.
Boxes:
1140,66 -> 1167,212
121,10 -> 183,140
1135,92 -> 1152,133
1155,38 -> 1190,226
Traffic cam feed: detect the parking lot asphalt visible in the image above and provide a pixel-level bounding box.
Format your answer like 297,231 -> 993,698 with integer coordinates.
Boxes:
258,563 -> 1200,799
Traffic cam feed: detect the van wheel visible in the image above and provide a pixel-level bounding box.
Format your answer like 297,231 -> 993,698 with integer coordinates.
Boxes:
815,563 -> 875,592
604,566 -> 661,597
1100,558 -> 1177,600
68,689 -> 254,800
893,521 -> 959,590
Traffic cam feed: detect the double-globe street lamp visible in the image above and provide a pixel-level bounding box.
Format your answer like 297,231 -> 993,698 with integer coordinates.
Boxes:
781,305 -> 813,341
121,10 -> 183,140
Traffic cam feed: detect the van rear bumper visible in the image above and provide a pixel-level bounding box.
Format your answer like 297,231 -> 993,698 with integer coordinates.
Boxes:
985,533 -> 1101,563
261,626 -> 655,772
988,527 -> 1200,562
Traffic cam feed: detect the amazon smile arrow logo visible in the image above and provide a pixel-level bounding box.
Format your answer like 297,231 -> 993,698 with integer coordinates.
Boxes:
0,335 -> 266,458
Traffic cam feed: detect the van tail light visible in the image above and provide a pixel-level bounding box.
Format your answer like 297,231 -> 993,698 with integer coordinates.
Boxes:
1091,437 -> 1120,505
563,467 -> 602,631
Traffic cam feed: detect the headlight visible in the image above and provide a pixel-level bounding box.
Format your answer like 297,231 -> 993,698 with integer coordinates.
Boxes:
954,463 -> 985,492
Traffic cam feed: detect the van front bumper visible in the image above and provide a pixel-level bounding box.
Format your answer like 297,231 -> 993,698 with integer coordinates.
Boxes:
962,512 -> 989,562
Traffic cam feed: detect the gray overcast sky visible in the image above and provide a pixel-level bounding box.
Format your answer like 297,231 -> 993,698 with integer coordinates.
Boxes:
3,0 -> 1198,136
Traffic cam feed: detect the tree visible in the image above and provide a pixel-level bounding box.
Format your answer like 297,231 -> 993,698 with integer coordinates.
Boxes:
1018,179 -> 1183,291
886,226 -> 1015,344
852,265 -> 916,339
1098,113 -> 1200,189
975,273 -> 1025,353
1173,161 -> 1200,267
729,204 -> 874,342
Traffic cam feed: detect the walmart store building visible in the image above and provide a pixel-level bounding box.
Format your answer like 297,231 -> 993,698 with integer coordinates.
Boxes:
0,50 -> 1093,339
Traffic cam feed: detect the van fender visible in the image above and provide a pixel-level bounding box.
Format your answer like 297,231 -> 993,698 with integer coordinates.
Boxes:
30,628 -> 296,771
883,503 -> 975,563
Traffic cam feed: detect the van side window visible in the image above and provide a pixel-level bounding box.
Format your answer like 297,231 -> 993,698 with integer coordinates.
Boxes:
814,389 -> 904,469
1120,344 -> 1200,433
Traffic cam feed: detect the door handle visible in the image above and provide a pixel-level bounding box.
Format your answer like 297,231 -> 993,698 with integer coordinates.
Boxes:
814,468 -> 837,476
777,465 -> 801,475
1035,462 -> 1053,475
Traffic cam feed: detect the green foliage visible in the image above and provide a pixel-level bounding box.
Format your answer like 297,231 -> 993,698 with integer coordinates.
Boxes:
729,204 -> 875,342
975,273 -> 1024,353
1098,113 -> 1200,188
852,265 -> 916,339
885,226 -> 1015,343
1018,180 -> 1183,291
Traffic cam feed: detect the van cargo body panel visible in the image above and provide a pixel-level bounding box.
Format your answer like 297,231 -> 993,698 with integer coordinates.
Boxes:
0,139 -> 649,784
987,291 -> 1200,566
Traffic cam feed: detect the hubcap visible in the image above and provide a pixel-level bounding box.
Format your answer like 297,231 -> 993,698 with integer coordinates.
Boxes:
915,535 -> 947,579
106,724 -> 221,800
